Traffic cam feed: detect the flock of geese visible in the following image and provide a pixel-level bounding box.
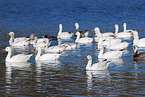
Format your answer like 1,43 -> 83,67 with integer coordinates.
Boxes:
3,23 -> 145,71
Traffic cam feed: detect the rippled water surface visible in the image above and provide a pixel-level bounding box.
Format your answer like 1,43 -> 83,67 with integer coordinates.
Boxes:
1,0 -> 145,96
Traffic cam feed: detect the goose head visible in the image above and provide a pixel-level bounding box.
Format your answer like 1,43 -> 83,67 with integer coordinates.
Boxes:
74,23 -> 79,30
132,31 -> 138,36
9,32 -> 14,36
85,55 -> 92,60
2,47 -> 11,52
59,24 -> 62,28
30,34 -> 34,39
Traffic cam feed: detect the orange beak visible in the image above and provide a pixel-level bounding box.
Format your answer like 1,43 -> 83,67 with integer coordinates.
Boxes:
85,57 -> 88,60
131,36 -> 134,39
34,48 -> 36,51
95,46 -> 98,49
2,49 -> 5,51
131,32 -> 133,35
131,47 -> 134,49
92,29 -> 96,34
103,39 -> 106,41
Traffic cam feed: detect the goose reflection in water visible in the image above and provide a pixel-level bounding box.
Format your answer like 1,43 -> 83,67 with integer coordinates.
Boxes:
5,62 -> 31,94
86,70 -> 111,91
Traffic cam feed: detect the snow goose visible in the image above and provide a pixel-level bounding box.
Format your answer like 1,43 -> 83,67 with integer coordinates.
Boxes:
96,45 -> 124,59
132,45 -> 145,61
132,31 -> 145,47
35,47 -> 61,61
33,36 -> 50,48
97,34 -> 122,48
92,27 -> 115,42
57,24 -> 74,39
85,55 -> 110,70
93,27 -> 114,37
2,47 -> 33,62
45,38 -> 66,53
106,37 -> 130,50
9,31 -> 30,46
75,32 -> 93,44
114,24 -> 132,39
74,23 -> 89,37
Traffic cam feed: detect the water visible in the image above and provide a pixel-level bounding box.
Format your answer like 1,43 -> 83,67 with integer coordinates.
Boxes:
1,0 -> 145,96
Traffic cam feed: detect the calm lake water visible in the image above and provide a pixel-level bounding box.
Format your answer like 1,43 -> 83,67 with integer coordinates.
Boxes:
1,0 -> 145,96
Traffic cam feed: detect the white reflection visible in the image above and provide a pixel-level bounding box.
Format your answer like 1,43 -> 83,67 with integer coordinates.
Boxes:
5,62 -> 31,94
36,60 -> 61,67
35,60 -> 61,92
86,70 -> 110,90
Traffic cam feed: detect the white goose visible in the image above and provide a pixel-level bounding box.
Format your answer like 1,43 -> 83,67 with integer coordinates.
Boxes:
97,34 -> 122,48
93,27 -> 114,37
132,31 -> 145,47
106,37 -> 130,50
45,38 -> 66,53
2,47 -> 33,62
57,24 -> 74,39
75,32 -> 93,44
35,47 -> 61,61
114,24 -> 132,39
9,32 -> 30,46
85,55 -> 110,70
96,45 -> 124,59
92,27 -> 114,42
33,36 -> 50,48
74,23 -> 89,37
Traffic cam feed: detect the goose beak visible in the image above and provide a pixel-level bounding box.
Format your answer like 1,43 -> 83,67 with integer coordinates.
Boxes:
131,36 -> 134,39
103,39 -> 106,41
131,32 -> 133,35
131,47 -> 134,49
2,49 -> 5,51
92,29 -> 96,34
85,57 -> 88,60
34,48 -> 36,51
95,46 -> 98,49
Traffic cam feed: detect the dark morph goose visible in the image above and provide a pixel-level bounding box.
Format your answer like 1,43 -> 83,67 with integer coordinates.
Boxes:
132,45 -> 145,61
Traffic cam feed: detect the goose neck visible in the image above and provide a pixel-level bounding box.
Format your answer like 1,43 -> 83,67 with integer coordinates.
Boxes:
9,35 -> 14,45
75,32 -> 80,42
115,25 -> 119,34
98,46 -> 104,58
86,57 -> 92,69
123,23 -> 127,32
35,48 -> 41,60
133,35 -> 139,46
6,49 -> 12,62
76,24 -> 79,31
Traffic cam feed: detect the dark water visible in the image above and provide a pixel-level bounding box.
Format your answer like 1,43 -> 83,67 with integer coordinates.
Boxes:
1,0 -> 145,96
